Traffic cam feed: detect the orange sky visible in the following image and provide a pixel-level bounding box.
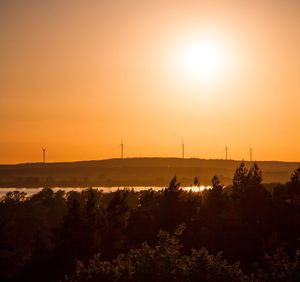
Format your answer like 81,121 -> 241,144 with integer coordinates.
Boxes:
1,0 -> 300,164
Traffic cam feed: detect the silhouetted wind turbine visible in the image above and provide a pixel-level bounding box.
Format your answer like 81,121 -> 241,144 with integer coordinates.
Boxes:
250,147 -> 253,162
41,147 -> 46,163
120,140 -> 124,159
225,145 -> 228,160
181,140 -> 185,159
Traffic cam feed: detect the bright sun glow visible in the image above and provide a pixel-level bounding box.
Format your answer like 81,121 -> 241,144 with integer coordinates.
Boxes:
178,37 -> 229,84
183,185 -> 212,192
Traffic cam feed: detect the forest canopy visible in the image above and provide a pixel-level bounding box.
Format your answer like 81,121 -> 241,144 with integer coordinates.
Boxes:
0,162 -> 300,282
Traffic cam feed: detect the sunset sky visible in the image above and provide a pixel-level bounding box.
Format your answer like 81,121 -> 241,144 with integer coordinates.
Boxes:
1,0 -> 300,164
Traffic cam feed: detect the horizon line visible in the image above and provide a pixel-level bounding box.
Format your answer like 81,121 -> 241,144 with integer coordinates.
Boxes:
1,156 -> 300,166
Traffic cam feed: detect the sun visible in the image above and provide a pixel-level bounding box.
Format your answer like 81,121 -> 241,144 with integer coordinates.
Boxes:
178,37 -> 228,84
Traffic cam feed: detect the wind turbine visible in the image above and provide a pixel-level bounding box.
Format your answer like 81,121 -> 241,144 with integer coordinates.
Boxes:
181,139 -> 185,159
249,147 -> 253,162
41,147 -> 46,163
120,140 -> 124,159
225,145 -> 228,160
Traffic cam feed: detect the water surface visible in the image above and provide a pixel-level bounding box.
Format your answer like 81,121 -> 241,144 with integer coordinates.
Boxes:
0,185 -> 211,197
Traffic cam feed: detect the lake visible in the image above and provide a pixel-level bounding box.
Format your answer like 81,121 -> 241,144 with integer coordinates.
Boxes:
0,185 -> 212,197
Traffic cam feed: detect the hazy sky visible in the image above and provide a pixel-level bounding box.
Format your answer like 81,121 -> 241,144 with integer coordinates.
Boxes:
1,0 -> 300,163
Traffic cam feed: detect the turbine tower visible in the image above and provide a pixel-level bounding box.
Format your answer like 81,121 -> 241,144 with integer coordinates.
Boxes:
120,140 -> 124,159
41,147 -> 46,163
225,145 -> 228,160
250,147 -> 253,162
181,140 -> 185,159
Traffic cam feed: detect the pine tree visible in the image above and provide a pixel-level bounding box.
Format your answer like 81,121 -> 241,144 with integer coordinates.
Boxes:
232,161 -> 248,200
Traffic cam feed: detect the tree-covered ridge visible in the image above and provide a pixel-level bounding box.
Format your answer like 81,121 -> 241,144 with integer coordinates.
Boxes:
0,162 -> 300,281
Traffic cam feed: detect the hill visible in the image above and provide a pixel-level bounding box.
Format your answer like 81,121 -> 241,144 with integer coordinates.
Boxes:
0,157 -> 299,187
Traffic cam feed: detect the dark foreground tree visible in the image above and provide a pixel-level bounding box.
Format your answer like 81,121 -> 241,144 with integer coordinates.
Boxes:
65,226 -> 300,282
65,226 -> 249,282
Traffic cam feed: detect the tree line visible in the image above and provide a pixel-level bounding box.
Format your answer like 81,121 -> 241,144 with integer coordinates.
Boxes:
0,162 -> 299,281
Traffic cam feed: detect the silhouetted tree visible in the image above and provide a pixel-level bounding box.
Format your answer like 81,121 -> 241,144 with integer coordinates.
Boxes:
232,161 -> 248,200
102,190 -> 129,259
158,177 -> 182,232
2,191 -> 26,205
287,167 -> 300,205
194,176 -> 200,186
126,189 -> 161,248
51,197 -> 85,280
